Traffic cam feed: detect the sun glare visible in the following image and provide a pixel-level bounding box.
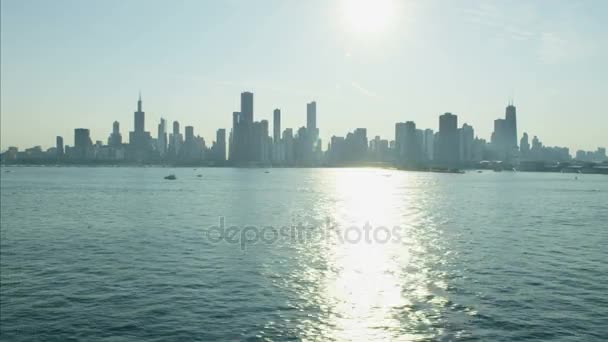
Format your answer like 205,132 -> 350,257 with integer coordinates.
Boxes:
340,0 -> 396,34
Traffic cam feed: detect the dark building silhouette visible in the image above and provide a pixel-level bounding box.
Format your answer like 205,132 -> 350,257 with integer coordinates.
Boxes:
168,120 -> 183,159
273,109 -> 281,143
185,126 -> 194,142
296,101 -> 318,164
260,120 -> 270,162
108,121 -> 122,147
241,92 -> 254,124
370,135 -> 390,162
437,112 -> 460,166
128,94 -> 152,161
134,95 -> 144,133
56,136 -> 64,157
283,128 -> 294,164
394,121 -> 420,165
327,128 -> 368,164
307,101 -> 317,140
74,128 -> 92,160
491,102 -> 518,161
395,122 -> 406,161
505,103 -> 518,149
423,128 -> 434,161
157,118 -> 167,157
213,128 -> 226,162
230,92 -> 256,163
229,92 -> 271,164
179,125 -> 203,162
459,123 -> 474,163
520,132 -> 530,159
404,122 -> 419,165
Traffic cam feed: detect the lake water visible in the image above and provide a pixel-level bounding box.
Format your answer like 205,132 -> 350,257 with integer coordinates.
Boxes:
1,167 -> 607,341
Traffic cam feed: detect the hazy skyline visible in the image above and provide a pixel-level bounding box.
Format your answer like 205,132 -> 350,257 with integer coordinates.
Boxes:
1,0 -> 607,151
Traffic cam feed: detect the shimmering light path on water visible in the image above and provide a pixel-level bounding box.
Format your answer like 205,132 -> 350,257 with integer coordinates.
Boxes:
1,167 -> 607,341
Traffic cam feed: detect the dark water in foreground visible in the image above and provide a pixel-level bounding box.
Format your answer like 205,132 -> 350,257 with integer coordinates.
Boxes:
1,167 -> 607,341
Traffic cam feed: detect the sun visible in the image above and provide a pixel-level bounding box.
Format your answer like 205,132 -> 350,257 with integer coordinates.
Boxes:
340,0 -> 396,34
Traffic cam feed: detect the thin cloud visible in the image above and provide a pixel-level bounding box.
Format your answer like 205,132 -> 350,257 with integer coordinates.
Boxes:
350,81 -> 380,99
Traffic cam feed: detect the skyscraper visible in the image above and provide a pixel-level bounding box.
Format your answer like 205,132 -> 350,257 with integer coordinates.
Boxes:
180,125 -> 200,162
74,129 -> 92,149
56,136 -> 64,156
167,120 -> 182,160
520,132 -> 530,159
437,112 -> 460,166
491,102 -> 518,162
241,92 -> 254,124
395,122 -> 406,160
128,94 -> 152,160
108,121 -> 122,147
395,121 -> 420,165
157,118 -> 167,156
260,120 -> 270,163
74,128 -> 92,160
306,101 -> 318,141
134,93 -> 144,134
173,120 -> 180,137
185,126 -> 194,142
273,109 -> 281,143
353,128 -> 368,160
459,123 -> 474,163
215,129 -> 226,162
229,112 -> 240,161
505,102 -> 518,149
423,129 -> 434,161
283,128 -> 294,164
231,92 -> 257,163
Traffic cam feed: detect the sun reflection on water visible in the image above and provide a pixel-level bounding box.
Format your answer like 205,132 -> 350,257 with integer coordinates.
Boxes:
319,169 -> 433,340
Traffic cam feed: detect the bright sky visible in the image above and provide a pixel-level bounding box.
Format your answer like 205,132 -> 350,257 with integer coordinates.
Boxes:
1,0 -> 607,152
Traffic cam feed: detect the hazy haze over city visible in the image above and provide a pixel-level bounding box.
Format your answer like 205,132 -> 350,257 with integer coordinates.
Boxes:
1,0 -> 607,151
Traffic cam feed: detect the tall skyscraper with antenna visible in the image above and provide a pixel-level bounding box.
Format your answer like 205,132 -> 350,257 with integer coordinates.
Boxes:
505,100 -> 517,149
128,93 -> 152,161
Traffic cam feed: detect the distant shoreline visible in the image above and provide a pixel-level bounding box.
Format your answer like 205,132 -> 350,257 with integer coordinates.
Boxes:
2,162 -> 607,175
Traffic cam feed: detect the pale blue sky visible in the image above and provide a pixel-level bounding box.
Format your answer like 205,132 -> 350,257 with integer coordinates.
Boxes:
1,0 -> 607,151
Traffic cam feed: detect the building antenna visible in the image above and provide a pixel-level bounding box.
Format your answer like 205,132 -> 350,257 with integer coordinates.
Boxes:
510,89 -> 515,106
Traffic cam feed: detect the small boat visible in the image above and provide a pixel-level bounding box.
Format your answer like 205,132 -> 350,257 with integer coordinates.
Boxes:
164,174 -> 177,180
196,174 -> 203,178
264,171 -> 270,174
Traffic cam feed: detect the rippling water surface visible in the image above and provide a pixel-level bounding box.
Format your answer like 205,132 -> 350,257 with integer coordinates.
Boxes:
1,167 -> 607,341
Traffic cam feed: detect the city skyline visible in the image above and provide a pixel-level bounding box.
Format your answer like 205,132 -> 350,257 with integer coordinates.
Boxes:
2,89 -> 606,170
1,90 -> 605,158
1,0 -> 607,152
